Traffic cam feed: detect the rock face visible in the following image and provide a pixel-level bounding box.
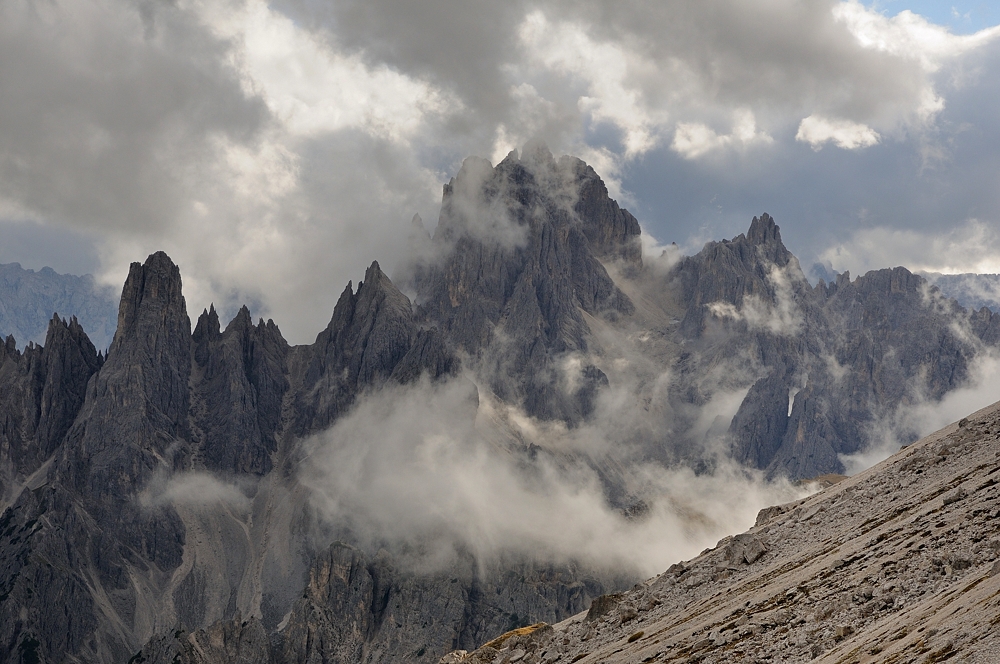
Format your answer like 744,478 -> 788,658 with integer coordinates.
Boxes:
291,261 -> 457,436
275,544 -> 603,664
414,145 -> 636,423
191,304 -> 289,476
4,150 -> 1000,663
0,261 -> 118,350
446,401 -> 1000,664
0,316 -> 102,503
0,251 -> 597,664
668,214 -> 994,478
137,543 -> 607,664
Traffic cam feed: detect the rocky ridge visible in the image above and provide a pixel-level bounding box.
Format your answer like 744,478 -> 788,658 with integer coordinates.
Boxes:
0,251 -> 608,664
445,400 -> 1000,663
4,147 -> 1000,662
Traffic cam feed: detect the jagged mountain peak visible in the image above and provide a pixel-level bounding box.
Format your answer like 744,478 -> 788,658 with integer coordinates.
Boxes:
746,212 -> 781,246
731,212 -> 793,267
225,304 -> 254,333
193,303 -> 222,342
416,148 -> 639,421
360,260 -> 395,292
519,138 -> 557,172
112,250 -> 189,354
675,214 -> 801,337
0,334 -> 15,361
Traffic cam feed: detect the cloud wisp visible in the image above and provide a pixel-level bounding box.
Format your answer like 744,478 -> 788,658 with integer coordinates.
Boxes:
298,376 -> 805,577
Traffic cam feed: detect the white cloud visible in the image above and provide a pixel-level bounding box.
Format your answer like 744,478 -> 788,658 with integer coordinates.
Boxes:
830,1 -> 1000,127
820,218 -> 1000,276
301,376 -> 805,576
796,114 -> 881,149
833,1 -> 1000,72
518,10 -> 664,157
707,264 -> 805,336
190,0 -> 456,141
141,471 -> 251,511
672,109 -> 773,159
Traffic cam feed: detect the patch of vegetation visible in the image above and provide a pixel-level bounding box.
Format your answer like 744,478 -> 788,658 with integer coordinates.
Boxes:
627,630 -> 645,643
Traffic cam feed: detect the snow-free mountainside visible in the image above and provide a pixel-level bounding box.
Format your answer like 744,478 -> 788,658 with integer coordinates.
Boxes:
437,402 -> 1000,664
3,146 -> 1000,663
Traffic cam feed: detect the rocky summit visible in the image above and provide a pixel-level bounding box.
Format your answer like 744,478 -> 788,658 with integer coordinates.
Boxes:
445,401 -> 1000,663
3,147 -> 1000,663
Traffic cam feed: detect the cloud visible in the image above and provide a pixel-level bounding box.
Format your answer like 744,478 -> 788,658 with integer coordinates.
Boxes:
833,1 -> 1000,73
796,115 -> 881,149
140,471 -> 251,511
195,0 -> 457,141
672,110 -> 773,159
300,376 -> 805,576
820,218 -> 1000,276
518,10 -> 664,158
2,0 -> 1000,345
706,264 -> 805,336
638,232 -> 684,276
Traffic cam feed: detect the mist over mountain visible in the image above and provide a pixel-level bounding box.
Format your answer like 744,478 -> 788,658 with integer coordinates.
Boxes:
0,262 -> 117,351
920,272 -> 1000,313
447,402 -> 1000,663
2,147 -> 1000,663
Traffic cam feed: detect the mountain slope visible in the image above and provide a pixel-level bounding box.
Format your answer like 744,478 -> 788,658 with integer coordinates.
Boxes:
0,252 -> 608,664
4,148 -> 1000,663
448,400 -> 1000,663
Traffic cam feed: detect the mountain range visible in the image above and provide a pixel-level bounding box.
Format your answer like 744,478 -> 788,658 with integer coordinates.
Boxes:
2,145 -> 999,662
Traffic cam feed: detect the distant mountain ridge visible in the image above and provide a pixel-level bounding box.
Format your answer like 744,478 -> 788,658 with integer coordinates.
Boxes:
921,271 -> 1000,312
0,262 -> 117,350
3,146 -> 1000,663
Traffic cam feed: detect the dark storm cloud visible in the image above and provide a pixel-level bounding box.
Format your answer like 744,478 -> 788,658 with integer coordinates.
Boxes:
0,0 -> 267,231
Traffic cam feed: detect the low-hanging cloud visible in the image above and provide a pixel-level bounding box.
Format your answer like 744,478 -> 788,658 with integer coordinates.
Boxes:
299,375 -> 805,577
140,470 -> 252,512
706,263 -> 805,336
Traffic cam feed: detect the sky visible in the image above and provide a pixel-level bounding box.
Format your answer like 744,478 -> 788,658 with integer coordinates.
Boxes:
1,0 -> 1000,342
